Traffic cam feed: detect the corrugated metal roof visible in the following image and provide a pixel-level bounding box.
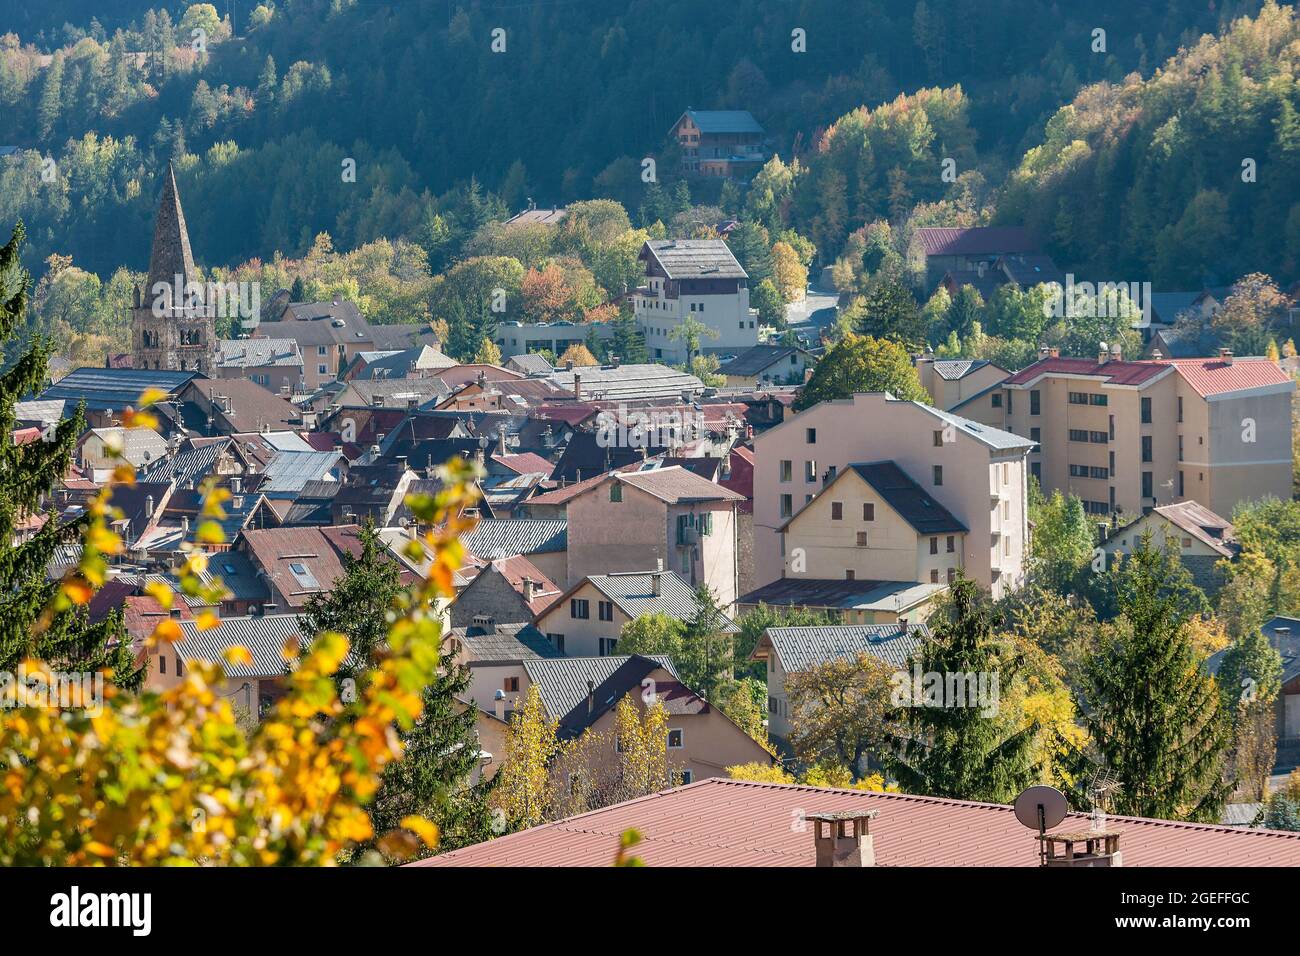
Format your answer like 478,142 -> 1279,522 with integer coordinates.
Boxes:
759,623 -> 929,672
259,451 -> 344,495
1168,357 -> 1294,398
932,359 -> 989,381
39,367 -> 198,411
522,655 -> 679,719
682,109 -> 764,134
176,613 -> 302,678
139,439 -> 230,486
417,777 -> 1300,867
459,518 -> 567,559
718,345 -> 803,377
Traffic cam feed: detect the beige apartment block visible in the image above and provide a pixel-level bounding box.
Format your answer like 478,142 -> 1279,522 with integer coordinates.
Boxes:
752,393 -> 1034,598
914,355 -> 1010,427
1001,347 -> 1293,519
563,466 -> 744,607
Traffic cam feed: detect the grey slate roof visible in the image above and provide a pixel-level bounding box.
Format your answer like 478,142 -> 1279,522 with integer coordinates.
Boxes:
548,363 -> 704,401
931,359 -> 990,381
718,345 -> 806,377
176,613 -> 301,679
582,570 -> 735,628
522,655 -> 679,719
506,352 -> 554,376
147,163 -> 197,294
758,623 -> 930,672
217,338 -> 303,368
849,462 -> 968,535
458,519 -> 567,559
642,239 -> 747,280
453,622 -> 563,662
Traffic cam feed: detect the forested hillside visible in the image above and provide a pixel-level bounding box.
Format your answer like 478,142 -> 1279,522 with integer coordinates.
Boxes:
0,0 -> 1260,276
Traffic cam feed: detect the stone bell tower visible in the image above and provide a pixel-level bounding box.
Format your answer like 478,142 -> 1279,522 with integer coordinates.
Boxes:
131,162 -> 214,373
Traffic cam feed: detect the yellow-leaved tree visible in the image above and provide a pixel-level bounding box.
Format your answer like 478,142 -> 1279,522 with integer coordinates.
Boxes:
0,387 -> 482,865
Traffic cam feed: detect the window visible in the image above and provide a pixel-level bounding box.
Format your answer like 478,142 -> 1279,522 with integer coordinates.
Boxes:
1030,390 -> 1041,415
598,600 -> 614,621
933,430 -> 945,447
933,465 -> 943,486
1069,429 -> 1089,443
863,503 -> 875,521
318,345 -> 327,356
1089,393 -> 1108,406
1178,435 -> 1183,461
1141,397 -> 1152,424
779,460 -> 792,482
930,569 -> 940,583
547,633 -> 565,653
667,729 -> 684,749
1069,464 -> 1088,477
806,427 -> 817,444
679,770 -> 694,785
845,569 -> 855,580
946,535 -> 955,553
1109,415 -> 1115,440
991,393 -> 1003,408
1109,451 -> 1115,475
1179,471 -> 1185,496
570,598 -> 590,619
1089,466 -> 1108,479
610,482 -> 622,502
946,568 -> 956,584
1030,427 -> 1041,445
805,460 -> 817,482
831,501 -> 843,520
824,465 -> 836,483
1069,391 -> 1088,405
1090,431 -> 1107,444
780,494 -> 792,518
504,677 -> 520,693
1142,471 -> 1153,499
599,637 -> 618,656
1177,397 -> 1183,423
930,537 -> 939,555
856,531 -> 868,547
287,561 -> 319,589
1141,436 -> 1153,463
318,364 -> 328,375
159,654 -> 166,675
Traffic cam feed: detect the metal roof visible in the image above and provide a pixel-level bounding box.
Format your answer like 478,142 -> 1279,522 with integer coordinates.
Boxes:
739,578 -> 946,612
921,404 -> 1036,452
521,655 -> 679,719
548,364 -> 704,402
258,450 -> 345,495
458,518 -> 567,559
417,777 -> 1300,867
139,439 -> 230,486
176,613 -> 301,679
718,345 -> 806,377
916,227 -> 1038,257
681,109 -> 764,135
758,623 -> 930,672
580,569 -> 732,625
38,367 -> 199,411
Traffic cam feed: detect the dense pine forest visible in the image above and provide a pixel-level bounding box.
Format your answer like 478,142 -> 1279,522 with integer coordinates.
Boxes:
0,0 -> 1296,361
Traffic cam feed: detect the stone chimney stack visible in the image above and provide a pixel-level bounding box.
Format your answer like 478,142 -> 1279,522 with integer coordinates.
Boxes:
573,371 -> 583,402
1219,347 -> 1234,366
808,811 -> 877,867
521,577 -> 535,605
651,558 -> 663,596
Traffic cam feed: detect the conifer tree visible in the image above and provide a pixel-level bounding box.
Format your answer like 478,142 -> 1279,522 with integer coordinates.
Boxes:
0,223 -> 138,683
1080,536 -> 1232,822
887,574 -> 1040,803
300,520 -> 494,857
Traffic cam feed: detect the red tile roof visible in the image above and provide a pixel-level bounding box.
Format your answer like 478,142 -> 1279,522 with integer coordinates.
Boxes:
416,777 -> 1300,867
1167,357 -> 1293,397
1003,357 -> 1171,388
915,226 -> 1038,257
492,452 -> 554,476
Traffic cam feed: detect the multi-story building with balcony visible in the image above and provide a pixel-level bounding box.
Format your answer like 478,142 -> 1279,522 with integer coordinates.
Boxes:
669,109 -> 767,179
1001,345 -> 1294,519
633,239 -> 757,364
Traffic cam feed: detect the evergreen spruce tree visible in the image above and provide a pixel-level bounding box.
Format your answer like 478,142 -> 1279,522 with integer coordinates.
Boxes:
887,574 -> 1040,803
0,223 -> 138,683
300,520 -> 495,857
1080,536 -> 1232,821
679,583 -> 732,703
609,310 -> 647,364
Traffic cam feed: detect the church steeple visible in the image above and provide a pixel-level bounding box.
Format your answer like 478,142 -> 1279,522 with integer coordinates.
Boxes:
146,161 -> 197,296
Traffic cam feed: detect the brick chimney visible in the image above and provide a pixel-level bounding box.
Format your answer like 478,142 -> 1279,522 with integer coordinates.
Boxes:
573,371 -> 582,402
1219,347 -> 1234,366
807,810 -> 877,867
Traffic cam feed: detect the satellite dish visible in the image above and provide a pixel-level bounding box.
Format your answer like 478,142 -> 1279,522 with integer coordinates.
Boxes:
1013,785 -> 1068,832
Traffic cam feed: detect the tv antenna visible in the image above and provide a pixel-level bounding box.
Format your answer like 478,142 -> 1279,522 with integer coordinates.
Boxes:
1013,785 -> 1068,866
1088,769 -> 1122,832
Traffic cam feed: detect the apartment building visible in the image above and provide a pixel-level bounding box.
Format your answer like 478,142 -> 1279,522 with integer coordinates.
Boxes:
913,354 -> 1010,427
634,239 -> 757,364
1001,346 -> 1293,518
752,393 -> 1034,598
668,109 -> 767,179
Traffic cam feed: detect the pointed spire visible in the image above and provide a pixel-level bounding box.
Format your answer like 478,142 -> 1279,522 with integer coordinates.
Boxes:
146,161 -> 197,300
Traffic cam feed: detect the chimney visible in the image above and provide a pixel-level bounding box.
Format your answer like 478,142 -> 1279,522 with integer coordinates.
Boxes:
231,476 -> 242,495
497,428 -> 507,457
1219,347 -> 1234,366
493,689 -> 507,722
521,577 -> 535,605
808,811 -> 877,867
181,515 -> 190,534
610,354 -> 621,368
565,359 -> 575,371
473,614 -> 496,635
1151,348 -> 1163,361
651,558 -> 663,596
1040,830 -> 1123,868
586,679 -> 595,714
1110,342 -> 1122,360
1049,347 -> 1060,358
573,372 -> 582,402
1038,344 -> 1051,360
145,494 -> 155,518
1098,342 -> 1109,365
